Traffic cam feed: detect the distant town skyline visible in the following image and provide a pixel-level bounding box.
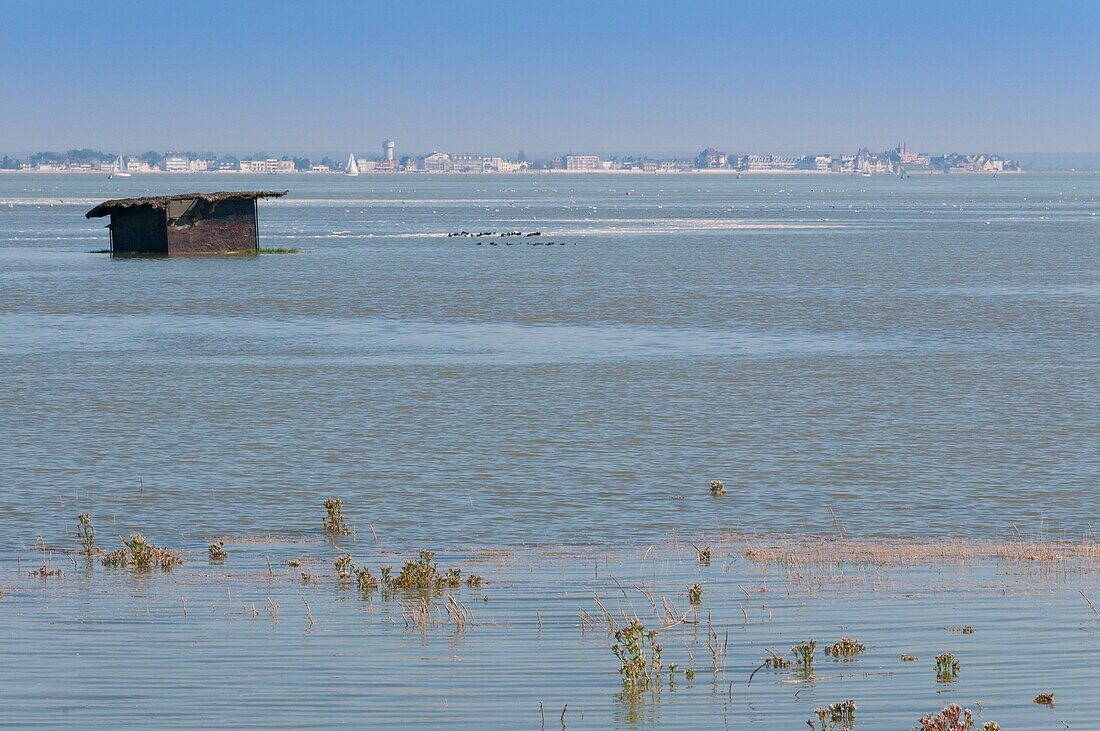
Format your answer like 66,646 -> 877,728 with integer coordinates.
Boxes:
2,143 -> 1023,175
2,1 -> 1099,153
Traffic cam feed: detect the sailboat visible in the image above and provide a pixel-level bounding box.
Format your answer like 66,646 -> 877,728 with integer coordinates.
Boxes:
345,153 -> 360,177
111,154 -> 131,178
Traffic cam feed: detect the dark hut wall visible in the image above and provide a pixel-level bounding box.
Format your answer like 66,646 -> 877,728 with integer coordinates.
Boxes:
110,206 -> 167,254
166,197 -> 257,254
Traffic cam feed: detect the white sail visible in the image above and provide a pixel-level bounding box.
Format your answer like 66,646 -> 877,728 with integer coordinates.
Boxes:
346,153 -> 360,176
113,154 -> 131,177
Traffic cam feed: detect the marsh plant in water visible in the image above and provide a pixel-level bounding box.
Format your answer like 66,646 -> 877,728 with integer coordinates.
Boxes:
697,545 -> 712,566
28,565 -> 64,578
807,699 -> 856,731
334,553 -> 353,580
764,651 -> 791,669
913,704 -> 978,731
935,652 -> 960,681
900,654 -> 919,662
709,480 -> 726,496
102,533 -> 182,571
688,583 -> 702,605
322,498 -> 352,536
390,550 -> 463,593
612,618 -> 662,691
1033,692 -> 1054,706
207,540 -> 227,562
354,565 -> 378,592
825,637 -> 866,658
792,640 -> 817,674
76,513 -> 95,555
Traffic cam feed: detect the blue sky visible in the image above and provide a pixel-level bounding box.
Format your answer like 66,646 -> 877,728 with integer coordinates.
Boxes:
2,0 -> 1097,154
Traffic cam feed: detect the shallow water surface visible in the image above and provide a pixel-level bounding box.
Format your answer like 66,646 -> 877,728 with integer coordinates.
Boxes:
1,172 -> 1098,727
3,540 -> 1099,729
2,173 -> 1098,547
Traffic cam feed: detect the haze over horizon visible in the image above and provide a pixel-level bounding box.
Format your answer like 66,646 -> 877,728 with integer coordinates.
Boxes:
2,0 -> 1098,155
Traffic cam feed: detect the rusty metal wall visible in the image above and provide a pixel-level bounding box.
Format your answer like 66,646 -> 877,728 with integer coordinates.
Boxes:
166,198 -> 258,254
110,207 -> 168,254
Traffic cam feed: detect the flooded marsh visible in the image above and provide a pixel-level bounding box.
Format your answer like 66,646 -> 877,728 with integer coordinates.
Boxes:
1,172 -> 1098,727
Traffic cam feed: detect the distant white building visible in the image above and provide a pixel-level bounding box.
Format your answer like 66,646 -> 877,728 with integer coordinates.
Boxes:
240,158 -> 295,174
449,153 -> 493,172
164,155 -> 190,173
125,158 -> 156,172
745,155 -> 798,171
565,155 -> 602,171
420,152 -> 452,172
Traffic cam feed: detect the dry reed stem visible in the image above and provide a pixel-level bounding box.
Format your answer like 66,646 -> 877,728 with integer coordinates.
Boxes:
593,594 -> 619,633
444,594 -> 470,630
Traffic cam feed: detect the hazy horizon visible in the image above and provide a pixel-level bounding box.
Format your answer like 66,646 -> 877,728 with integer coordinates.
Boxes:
2,1 -> 1099,153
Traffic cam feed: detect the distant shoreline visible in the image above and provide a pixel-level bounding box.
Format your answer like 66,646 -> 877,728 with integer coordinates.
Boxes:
0,168 -> 1028,176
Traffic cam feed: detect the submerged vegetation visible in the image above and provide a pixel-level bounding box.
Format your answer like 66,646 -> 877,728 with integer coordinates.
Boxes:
354,565 -> 378,592
935,652 -> 960,681
612,618 -> 662,690
9,513 -> 1088,725
391,550 -> 463,592
334,553 -> 353,580
208,541 -> 227,561
322,498 -> 352,536
808,699 -> 856,730
792,640 -> 817,674
825,637 -> 866,658
29,565 -> 64,578
102,533 -> 182,571
764,651 -> 791,669
76,513 -> 95,555
912,704 -> 986,731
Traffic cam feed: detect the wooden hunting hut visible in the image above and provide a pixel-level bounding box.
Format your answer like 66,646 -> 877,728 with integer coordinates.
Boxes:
85,190 -> 286,255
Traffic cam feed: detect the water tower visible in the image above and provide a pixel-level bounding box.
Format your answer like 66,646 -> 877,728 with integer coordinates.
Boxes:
383,140 -> 395,162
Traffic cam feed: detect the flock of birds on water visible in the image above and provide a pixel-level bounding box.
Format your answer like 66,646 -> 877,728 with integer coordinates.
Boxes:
447,229 -> 576,246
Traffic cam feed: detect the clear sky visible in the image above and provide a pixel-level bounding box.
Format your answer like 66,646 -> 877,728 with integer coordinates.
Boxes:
2,0 -> 1098,155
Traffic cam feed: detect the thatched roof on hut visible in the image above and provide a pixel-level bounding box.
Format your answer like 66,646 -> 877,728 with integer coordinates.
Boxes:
86,191 -> 287,218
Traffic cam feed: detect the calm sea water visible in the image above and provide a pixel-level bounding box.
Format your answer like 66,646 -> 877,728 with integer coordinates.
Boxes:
1,173 -> 1099,728
2,172 -> 1097,549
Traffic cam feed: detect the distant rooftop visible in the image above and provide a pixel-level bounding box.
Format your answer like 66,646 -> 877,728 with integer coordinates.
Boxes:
86,190 -> 286,218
